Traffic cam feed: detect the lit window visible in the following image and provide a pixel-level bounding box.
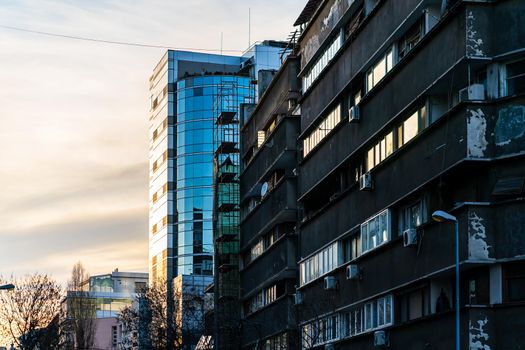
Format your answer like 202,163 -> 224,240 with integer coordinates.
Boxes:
366,47 -> 395,93
303,104 -> 342,157
257,130 -> 266,148
303,31 -> 344,91
367,147 -> 375,172
403,111 -> 419,143
385,132 -> 394,157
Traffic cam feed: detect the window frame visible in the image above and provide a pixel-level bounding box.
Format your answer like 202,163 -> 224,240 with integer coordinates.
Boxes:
360,209 -> 391,254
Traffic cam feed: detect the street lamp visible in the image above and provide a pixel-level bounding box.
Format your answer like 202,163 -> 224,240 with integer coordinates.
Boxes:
0,284 -> 15,291
432,210 -> 460,350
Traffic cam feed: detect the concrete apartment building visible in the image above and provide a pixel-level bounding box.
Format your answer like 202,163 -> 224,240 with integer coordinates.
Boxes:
239,55 -> 302,349
238,0 -> 525,349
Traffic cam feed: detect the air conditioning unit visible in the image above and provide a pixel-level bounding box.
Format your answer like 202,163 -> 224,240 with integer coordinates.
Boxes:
359,172 -> 373,191
346,264 -> 360,280
294,292 -> 303,305
403,228 -> 418,247
458,84 -> 485,102
324,276 -> 338,290
325,344 -> 335,350
374,330 -> 388,347
349,105 -> 360,122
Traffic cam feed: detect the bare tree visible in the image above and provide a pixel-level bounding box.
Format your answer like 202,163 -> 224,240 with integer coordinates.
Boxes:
65,262 -> 96,350
0,273 -> 63,350
296,289 -> 339,349
117,279 -> 210,350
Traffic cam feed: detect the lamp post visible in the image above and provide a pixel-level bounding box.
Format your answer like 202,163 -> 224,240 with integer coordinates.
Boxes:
432,210 -> 460,350
0,284 -> 15,291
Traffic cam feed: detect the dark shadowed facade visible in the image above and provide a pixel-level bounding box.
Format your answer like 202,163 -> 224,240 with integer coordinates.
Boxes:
239,0 -> 525,349
239,56 -> 302,349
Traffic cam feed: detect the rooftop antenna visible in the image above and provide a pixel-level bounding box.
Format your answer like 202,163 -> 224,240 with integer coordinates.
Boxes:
220,32 -> 223,55
248,8 -> 251,49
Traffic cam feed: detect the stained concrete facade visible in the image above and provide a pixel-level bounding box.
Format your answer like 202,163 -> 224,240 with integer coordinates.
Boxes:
239,0 -> 525,349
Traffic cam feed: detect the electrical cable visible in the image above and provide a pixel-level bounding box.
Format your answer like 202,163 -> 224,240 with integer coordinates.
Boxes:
0,24 -> 247,53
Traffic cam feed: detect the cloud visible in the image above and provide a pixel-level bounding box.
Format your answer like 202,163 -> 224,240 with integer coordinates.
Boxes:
0,207 -> 148,284
0,0 -> 301,285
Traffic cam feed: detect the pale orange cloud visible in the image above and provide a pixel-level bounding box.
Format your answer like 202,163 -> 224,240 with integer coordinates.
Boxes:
0,0 -> 299,286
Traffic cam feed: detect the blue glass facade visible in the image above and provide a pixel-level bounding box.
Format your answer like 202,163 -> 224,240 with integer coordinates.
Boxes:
174,76 -> 252,276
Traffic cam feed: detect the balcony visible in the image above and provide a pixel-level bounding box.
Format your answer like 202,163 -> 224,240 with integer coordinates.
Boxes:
241,296 -> 295,348
241,117 -> 300,198
300,105 -> 470,255
240,237 -> 297,295
241,180 -> 297,248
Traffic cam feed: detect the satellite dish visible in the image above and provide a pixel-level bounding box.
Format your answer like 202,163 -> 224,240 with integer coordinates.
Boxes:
260,182 -> 269,197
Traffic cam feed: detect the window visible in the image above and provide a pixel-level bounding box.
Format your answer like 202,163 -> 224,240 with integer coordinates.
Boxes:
366,47 -> 395,93
343,233 -> 362,262
398,18 -> 424,59
465,268 -> 490,305
257,130 -> 266,148
362,104 -> 427,172
403,112 -> 418,143
245,282 -> 285,314
397,105 -> 428,150
505,262 -> 525,302
152,118 -> 168,142
263,332 -> 288,350
397,285 -> 430,323
303,31 -> 344,91
340,294 -> 393,340
152,150 -> 168,173
246,225 -> 288,265
366,131 -> 394,171
303,104 -> 342,156
361,209 -> 390,254
399,198 -> 427,234
506,59 -> 525,95
299,242 -> 340,285
302,314 -> 341,348
250,239 -> 264,261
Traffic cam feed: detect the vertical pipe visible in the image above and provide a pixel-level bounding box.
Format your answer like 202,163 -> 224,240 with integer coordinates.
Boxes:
455,220 -> 460,350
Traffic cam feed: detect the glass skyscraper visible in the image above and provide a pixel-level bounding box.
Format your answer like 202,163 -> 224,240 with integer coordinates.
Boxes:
149,46 -> 283,283
148,44 -> 285,349
174,75 -> 252,276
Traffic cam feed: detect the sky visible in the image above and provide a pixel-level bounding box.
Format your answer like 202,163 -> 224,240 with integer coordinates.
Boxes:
0,0 -> 301,285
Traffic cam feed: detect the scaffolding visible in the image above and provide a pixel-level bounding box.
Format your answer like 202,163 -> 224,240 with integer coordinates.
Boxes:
212,78 -> 254,350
